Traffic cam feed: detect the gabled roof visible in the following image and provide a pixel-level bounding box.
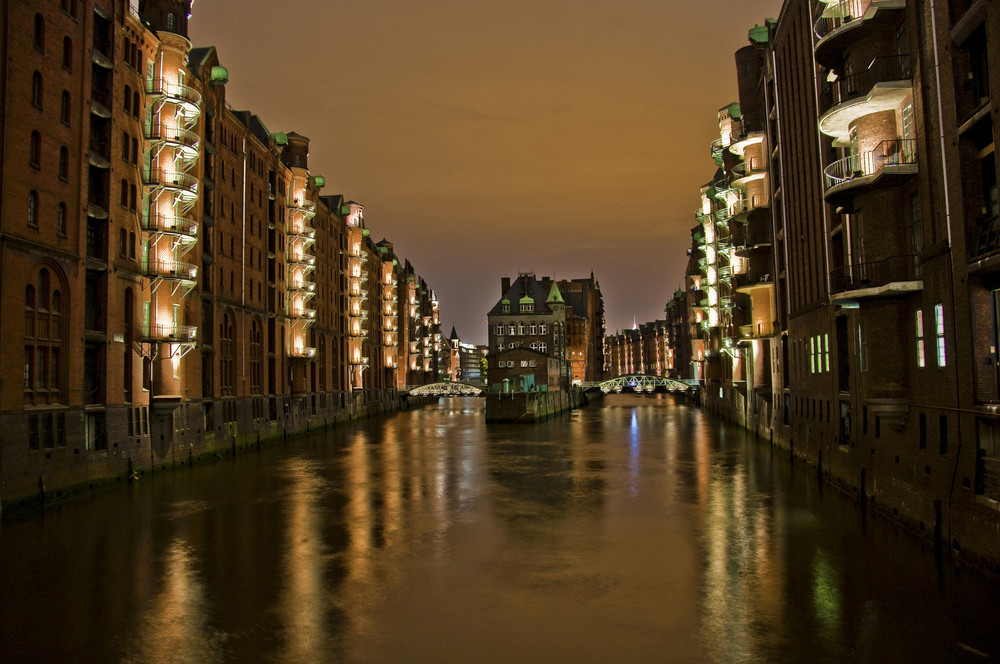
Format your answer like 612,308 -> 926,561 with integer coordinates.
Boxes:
487,275 -> 555,316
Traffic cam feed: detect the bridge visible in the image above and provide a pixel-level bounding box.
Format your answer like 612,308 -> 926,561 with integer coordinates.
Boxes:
583,374 -> 695,394
402,381 -> 485,397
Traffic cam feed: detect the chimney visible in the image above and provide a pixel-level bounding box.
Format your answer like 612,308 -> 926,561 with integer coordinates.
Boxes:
501,277 -> 510,297
542,276 -> 552,291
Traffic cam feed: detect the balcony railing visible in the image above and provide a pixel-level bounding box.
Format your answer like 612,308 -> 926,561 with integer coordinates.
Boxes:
146,79 -> 202,113
141,211 -> 198,239
142,169 -> 199,196
141,258 -> 197,281
824,138 -> 917,189
815,0 -> 877,39
139,323 -> 197,343
819,55 -> 911,115
289,346 -> 317,359
829,255 -> 920,293
144,125 -> 201,154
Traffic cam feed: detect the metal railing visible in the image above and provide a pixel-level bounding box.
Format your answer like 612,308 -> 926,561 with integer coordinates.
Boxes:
819,55 -> 911,114
824,138 -> 917,189
140,258 -> 197,281
829,254 -> 920,293
146,79 -> 202,109
141,211 -> 198,238
815,0 -> 878,39
139,323 -> 197,343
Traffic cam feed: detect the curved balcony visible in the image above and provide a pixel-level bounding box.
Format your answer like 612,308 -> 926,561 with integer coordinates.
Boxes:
289,346 -> 316,359
288,280 -> 316,295
146,79 -> 201,119
139,323 -> 197,344
815,0 -> 907,68
289,306 -> 316,320
288,199 -> 317,220
286,223 -> 316,243
732,157 -> 767,188
144,125 -> 200,160
286,252 -> 316,270
829,254 -> 922,304
819,55 -> 912,141
824,138 -> 917,209
141,210 -> 198,241
141,258 -> 197,282
142,169 -> 199,202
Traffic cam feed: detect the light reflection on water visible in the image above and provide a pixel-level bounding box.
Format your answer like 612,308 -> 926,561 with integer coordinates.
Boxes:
1,394 -> 999,663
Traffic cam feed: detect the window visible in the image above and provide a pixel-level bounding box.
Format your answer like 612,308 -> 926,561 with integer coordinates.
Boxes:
530,342 -> 538,350
518,322 -> 526,335
496,341 -> 503,351
132,91 -> 139,118
508,324 -> 516,335
129,184 -> 137,211
508,342 -> 516,350
32,72 -> 42,108
166,12 -> 176,31
520,302 -> 533,312
916,310 -> 926,367
58,146 -> 68,180
858,321 -> 869,372
62,36 -> 72,70
60,91 -> 70,125
131,137 -> 138,164
129,232 -> 136,259
539,342 -> 547,354
502,303 -> 510,312
33,14 -> 44,51
540,323 -> 547,334
530,323 -> 537,335
56,203 -> 65,235
824,333 -> 830,373
220,312 -> 235,395
119,228 -> 127,257
24,268 -> 65,402
935,304 -> 946,366
122,131 -> 130,161
27,191 -> 38,227
810,336 -> 816,373
29,131 -> 41,167
120,178 -> 128,207
124,85 -> 131,113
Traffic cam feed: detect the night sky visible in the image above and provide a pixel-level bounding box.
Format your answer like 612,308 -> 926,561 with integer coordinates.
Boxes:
189,0 -> 784,345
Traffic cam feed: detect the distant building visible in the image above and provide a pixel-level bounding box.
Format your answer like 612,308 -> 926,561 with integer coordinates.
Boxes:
558,273 -> 606,383
486,273 -> 570,392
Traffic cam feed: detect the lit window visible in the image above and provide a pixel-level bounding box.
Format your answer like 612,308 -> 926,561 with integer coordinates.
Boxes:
915,310 -> 925,367
166,12 -> 176,31
824,333 -> 830,373
508,324 -> 515,335
539,342 -> 547,354
935,304 -> 946,367
810,336 -> 815,374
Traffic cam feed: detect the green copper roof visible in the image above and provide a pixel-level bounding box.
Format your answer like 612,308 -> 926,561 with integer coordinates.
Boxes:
748,24 -> 769,43
271,132 -> 288,145
546,282 -> 564,304
309,175 -> 325,188
519,294 -> 534,304
362,229 -> 370,237
210,66 -> 229,84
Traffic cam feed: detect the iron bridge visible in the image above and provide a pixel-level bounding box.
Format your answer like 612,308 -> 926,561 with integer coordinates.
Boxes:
591,374 -> 694,394
404,381 -> 484,397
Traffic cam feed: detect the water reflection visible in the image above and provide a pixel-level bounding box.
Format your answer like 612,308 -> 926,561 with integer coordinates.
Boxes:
2,395 -> 1000,663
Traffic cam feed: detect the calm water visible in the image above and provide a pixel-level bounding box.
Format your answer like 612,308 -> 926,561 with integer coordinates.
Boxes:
2,395 -> 999,663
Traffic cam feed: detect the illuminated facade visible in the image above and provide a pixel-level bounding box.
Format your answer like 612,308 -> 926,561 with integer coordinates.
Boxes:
0,0 -> 439,507
675,3 -> 1000,570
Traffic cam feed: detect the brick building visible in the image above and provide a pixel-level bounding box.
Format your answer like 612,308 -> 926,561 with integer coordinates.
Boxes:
673,1 -> 1000,570
0,0 -> 440,507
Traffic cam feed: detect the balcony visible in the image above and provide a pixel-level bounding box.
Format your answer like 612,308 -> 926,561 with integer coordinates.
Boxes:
829,254 -> 922,304
286,223 -> 316,242
139,323 -> 197,344
289,346 -> 317,359
144,125 -> 200,160
824,138 -> 917,209
819,55 -> 911,141
288,280 -> 316,295
815,0 -> 907,68
141,258 -> 198,282
146,79 -> 202,119
142,169 -> 199,201
286,252 -> 316,269
141,211 -> 198,241
731,157 -> 767,188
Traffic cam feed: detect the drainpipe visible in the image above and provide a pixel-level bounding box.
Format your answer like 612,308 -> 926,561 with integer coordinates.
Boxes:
930,0 -> 963,548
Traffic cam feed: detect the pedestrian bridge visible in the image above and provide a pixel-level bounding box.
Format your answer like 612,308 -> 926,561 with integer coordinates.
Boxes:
403,381 -> 484,397
585,374 -> 695,394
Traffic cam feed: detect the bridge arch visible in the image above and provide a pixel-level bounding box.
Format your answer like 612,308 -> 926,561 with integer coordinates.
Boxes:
404,381 -> 484,397
594,374 -> 694,394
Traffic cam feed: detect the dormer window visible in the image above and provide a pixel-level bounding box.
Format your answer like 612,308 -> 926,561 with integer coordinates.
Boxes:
520,303 -> 533,312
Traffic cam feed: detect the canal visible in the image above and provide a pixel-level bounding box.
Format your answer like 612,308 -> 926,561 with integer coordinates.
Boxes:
2,394 -> 999,663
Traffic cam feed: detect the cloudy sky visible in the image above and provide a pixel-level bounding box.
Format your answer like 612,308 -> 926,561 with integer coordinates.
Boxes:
190,0 -> 784,344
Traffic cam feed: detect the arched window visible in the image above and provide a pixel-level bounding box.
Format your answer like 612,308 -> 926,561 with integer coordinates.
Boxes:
220,312 -> 235,395
62,36 -> 72,70
27,191 -> 38,227
120,178 -> 128,207
31,72 -> 42,108
250,319 -> 262,394
539,342 -> 547,354
496,322 -> 504,336
166,12 -> 176,31
518,322 -> 526,335
56,203 -> 66,235
508,324 -> 516,335
29,131 -> 41,167
124,85 -> 131,113
33,14 -> 44,51
530,342 -> 538,351
60,90 -> 70,125
59,146 -> 69,180
24,267 -> 65,403
508,342 -> 517,350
